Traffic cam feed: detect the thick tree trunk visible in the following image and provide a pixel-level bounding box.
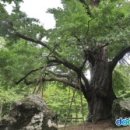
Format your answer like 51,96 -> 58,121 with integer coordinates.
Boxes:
86,60 -> 116,123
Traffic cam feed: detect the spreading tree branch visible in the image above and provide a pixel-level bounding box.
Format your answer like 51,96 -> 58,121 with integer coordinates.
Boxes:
46,70 -> 71,78
16,66 -> 44,84
80,57 -> 88,70
43,77 -> 80,89
15,30 -> 81,73
11,22 -> 91,92
24,76 -> 80,90
79,0 -> 92,17
111,46 -> 130,70
15,32 -> 51,50
48,56 -> 80,73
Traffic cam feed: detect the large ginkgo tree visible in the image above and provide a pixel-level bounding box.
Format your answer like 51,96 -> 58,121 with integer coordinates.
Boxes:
1,0 -> 130,122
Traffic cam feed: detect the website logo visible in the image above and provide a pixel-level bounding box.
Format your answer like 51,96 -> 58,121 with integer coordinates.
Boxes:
115,118 -> 130,126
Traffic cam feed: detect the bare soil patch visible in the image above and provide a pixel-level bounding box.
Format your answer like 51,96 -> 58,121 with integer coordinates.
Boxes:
59,120 -> 130,130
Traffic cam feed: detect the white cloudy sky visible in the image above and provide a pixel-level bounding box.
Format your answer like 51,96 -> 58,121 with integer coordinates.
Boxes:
6,0 -> 62,29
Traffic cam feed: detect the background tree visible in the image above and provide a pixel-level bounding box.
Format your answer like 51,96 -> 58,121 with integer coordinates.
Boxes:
1,0 -> 130,123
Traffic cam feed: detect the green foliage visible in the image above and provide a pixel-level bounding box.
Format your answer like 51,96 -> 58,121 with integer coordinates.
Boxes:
93,0 -> 130,58
0,39 -> 43,86
0,1 -> 46,41
48,0 -> 130,64
0,85 -> 29,104
44,83 -> 88,123
0,81 -> 88,123
48,0 -> 90,65
0,84 -> 29,116
113,65 -> 130,98
0,38 -> 43,116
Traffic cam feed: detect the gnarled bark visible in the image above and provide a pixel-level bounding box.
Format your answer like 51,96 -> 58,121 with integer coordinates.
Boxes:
87,60 -> 116,122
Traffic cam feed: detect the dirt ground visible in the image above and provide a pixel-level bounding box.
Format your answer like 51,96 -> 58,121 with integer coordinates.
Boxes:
58,120 -> 130,130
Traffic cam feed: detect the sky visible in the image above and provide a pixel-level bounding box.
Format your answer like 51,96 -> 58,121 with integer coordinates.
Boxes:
6,0 -> 62,29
